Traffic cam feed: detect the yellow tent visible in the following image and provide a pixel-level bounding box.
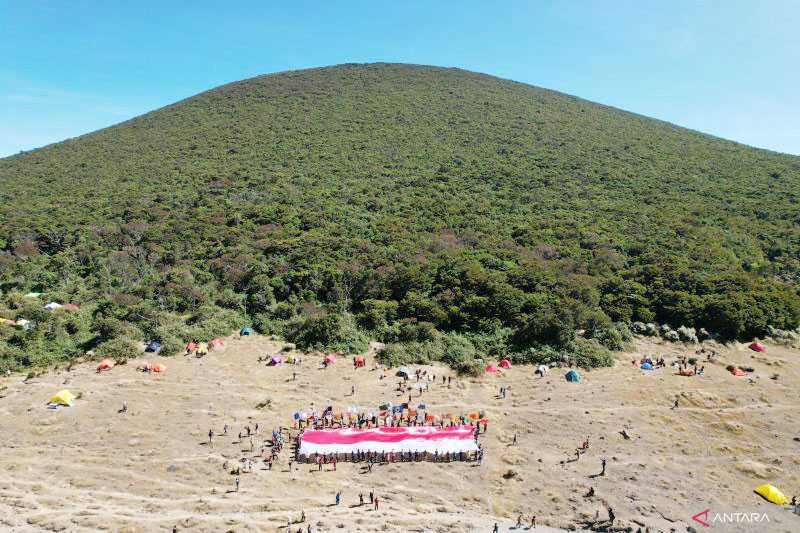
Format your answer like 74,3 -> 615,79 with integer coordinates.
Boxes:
197,342 -> 209,354
49,389 -> 75,407
754,484 -> 788,505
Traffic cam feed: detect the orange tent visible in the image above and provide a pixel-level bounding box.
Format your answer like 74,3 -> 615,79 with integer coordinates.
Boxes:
152,363 -> 166,373
209,338 -> 224,348
324,354 -> 337,365
97,358 -> 115,372
484,364 -> 499,374
467,412 -> 480,421
499,358 -> 512,369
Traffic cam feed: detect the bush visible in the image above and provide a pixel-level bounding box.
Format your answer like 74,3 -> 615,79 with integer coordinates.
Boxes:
285,311 -> 369,353
158,337 -> 183,356
95,337 -> 138,361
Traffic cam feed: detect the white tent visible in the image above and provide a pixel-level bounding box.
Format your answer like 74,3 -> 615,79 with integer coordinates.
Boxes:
43,302 -> 63,311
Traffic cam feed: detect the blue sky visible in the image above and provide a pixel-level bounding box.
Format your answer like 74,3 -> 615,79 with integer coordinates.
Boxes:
1,1 -> 799,157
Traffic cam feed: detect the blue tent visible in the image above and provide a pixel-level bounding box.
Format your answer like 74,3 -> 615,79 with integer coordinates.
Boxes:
145,340 -> 161,352
240,326 -> 253,336
565,370 -> 581,383
640,362 -> 654,370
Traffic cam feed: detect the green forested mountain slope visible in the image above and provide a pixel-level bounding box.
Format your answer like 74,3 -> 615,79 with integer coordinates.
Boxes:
1,63 -> 798,372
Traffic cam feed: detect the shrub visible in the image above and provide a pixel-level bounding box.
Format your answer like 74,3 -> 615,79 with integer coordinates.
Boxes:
285,311 -> 369,353
95,337 -> 138,361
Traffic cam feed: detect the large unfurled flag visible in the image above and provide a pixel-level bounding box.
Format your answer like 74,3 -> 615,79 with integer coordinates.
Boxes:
298,425 -> 479,455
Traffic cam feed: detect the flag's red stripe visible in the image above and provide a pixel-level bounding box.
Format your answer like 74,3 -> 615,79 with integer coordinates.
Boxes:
301,425 -> 476,445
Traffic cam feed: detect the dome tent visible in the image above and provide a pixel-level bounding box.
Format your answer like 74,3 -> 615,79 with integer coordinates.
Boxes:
145,340 -> 161,352
484,364 -> 499,374
96,358 -> 115,372
565,370 -> 581,383
49,389 -> 75,407
499,358 -> 512,369
749,341 -> 766,352
324,354 -> 336,365
396,367 -> 410,378
240,326 -> 254,336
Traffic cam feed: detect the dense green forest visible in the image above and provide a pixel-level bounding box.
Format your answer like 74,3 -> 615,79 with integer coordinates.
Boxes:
1,63 -> 799,374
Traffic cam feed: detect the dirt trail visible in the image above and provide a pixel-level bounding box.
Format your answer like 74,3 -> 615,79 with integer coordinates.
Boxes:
1,336 -> 799,532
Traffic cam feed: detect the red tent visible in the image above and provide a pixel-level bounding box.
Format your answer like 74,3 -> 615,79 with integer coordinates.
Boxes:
499,358 -> 512,369
209,338 -> 224,348
96,358 -> 115,372
354,356 -> 365,367
484,364 -> 499,374
186,342 -> 198,351
730,367 -> 746,376
749,342 -> 766,352
324,354 -> 337,365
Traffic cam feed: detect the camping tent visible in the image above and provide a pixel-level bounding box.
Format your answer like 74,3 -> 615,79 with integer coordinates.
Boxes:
749,342 -> 766,352
270,355 -> 283,365
197,342 -> 208,355
43,302 -> 63,311
731,367 -> 746,377
63,303 -> 80,312
145,340 -> 162,352
354,356 -> 365,367
152,363 -> 166,373
754,484 -> 788,505
97,358 -> 115,371
209,338 -> 224,348
240,326 -> 253,336
396,367 -> 410,378
49,389 -> 75,406
186,342 -> 198,351
499,358 -> 512,369
484,364 -> 499,374
640,362 -> 654,370
24,292 -> 42,298
324,354 -> 337,365
565,370 -> 581,383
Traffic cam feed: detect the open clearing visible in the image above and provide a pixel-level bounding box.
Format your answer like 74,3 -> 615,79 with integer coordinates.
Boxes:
1,336 -> 799,532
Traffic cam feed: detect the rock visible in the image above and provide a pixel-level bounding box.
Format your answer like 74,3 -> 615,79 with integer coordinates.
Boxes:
659,323 -> 672,335
644,323 -> 659,336
631,322 -> 647,334
697,328 -> 711,340
166,464 -> 178,472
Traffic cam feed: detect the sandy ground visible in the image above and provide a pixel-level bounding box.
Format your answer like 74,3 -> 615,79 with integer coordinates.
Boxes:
1,335 -> 799,533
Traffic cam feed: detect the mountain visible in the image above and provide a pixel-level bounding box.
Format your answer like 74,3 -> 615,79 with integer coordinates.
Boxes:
1,63 -> 798,372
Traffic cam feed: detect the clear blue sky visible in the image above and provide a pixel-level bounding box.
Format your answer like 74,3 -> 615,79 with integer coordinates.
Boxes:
2,0 -> 798,157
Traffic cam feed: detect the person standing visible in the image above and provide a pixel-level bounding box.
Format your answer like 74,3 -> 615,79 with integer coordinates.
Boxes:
208,429 -> 214,447
607,507 -> 615,525
600,458 -> 607,476
374,496 -> 379,511
235,476 -> 240,492
335,491 -> 341,505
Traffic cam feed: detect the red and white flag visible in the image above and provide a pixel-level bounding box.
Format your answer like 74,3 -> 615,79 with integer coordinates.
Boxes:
298,425 -> 479,455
